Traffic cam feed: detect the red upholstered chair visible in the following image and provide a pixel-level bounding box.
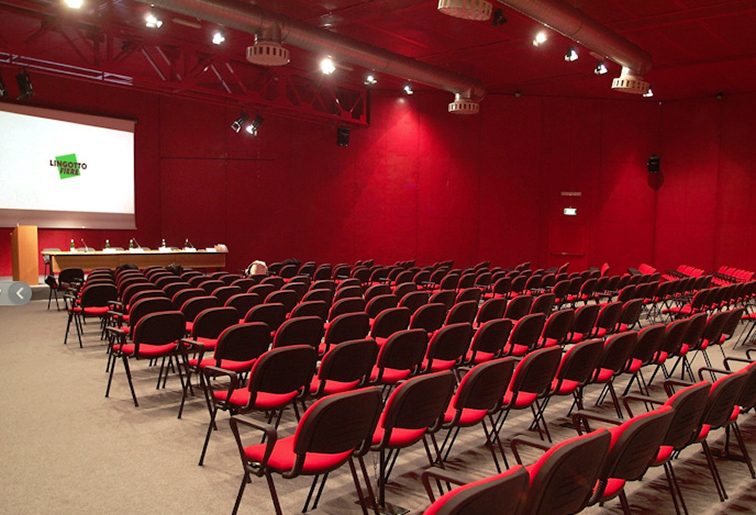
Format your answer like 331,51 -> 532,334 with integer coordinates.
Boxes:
371,371 -> 457,510
474,298 -> 507,329
399,290 -> 430,315
319,311 -> 370,355
370,329 -> 429,389
420,322 -> 474,374
621,323 -> 666,396
370,306 -> 411,346
502,313 -> 546,357
309,338 -> 379,399
243,302 -> 286,335
588,331 -> 637,419
171,287 -> 204,310
410,303 -> 447,337
566,303 -> 600,344
623,381 -> 711,515
247,283 -> 275,300
229,387 -> 383,515
300,287 -> 334,307
503,294 -> 532,321
464,318 -> 513,365
271,315 -> 324,349
444,300 -> 478,325
366,293 -> 399,322
265,289 -> 299,315
510,429 -> 611,515
199,344 -> 318,466
539,308 -> 574,348
178,322 -> 271,420
226,293 -> 262,322
529,293 -> 555,316
495,346 -> 562,442
420,465 -> 529,515
588,300 -> 623,339
105,310 -> 186,407
439,358 -> 516,471
180,295 -> 220,334
64,283 -> 118,347
572,406 -> 675,515
288,300 -> 329,321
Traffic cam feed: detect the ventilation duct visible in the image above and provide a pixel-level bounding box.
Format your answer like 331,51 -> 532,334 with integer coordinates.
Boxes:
138,0 -> 486,111
496,0 -> 652,94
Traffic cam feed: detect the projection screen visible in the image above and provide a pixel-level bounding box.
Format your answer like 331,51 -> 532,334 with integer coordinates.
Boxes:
0,103 -> 136,229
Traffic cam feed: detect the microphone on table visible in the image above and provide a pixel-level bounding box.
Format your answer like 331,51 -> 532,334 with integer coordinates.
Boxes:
81,239 -> 90,252
184,239 -> 195,249
132,238 -> 142,249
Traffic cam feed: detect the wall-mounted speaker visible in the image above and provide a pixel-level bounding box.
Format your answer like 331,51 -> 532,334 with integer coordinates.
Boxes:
337,127 -> 350,147
647,154 -> 661,173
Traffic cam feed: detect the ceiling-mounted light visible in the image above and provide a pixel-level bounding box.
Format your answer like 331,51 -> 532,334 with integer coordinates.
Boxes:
212,30 -> 225,45
231,111 -> 248,133
320,57 -> 336,75
643,88 -> 654,98
611,66 -> 651,95
448,93 -> 479,115
65,0 -> 83,8
403,83 -> 414,95
364,73 -> 377,86
532,31 -> 548,46
246,24 -> 290,66
564,46 -> 578,62
145,8 -> 163,28
16,69 -> 33,100
245,114 -> 264,135
594,61 -> 608,75
437,0 -> 493,21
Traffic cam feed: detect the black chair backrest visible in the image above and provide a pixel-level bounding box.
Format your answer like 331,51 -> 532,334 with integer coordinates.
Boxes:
192,307 -> 239,339
426,322 -> 473,364
132,311 -> 185,350
470,319 -> 513,358
316,338 -> 379,386
244,302 -> 287,331
214,322 -> 271,363
375,329 -> 428,374
245,345 -> 317,402
272,316 -> 324,348
324,312 -> 370,345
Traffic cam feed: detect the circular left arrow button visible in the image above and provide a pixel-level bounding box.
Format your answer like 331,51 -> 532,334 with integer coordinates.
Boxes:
9,281 -> 31,306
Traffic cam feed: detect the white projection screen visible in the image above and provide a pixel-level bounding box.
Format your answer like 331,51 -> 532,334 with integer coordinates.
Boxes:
0,103 -> 136,229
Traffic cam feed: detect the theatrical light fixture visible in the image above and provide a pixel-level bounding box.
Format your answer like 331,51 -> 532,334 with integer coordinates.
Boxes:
65,0 -> 83,8
532,31 -> 548,46
403,83 -> 414,95
245,114 -> 264,135
594,61 -> 608,75
212,31 -> 225,45
145,8 -> 163,28
611,66 -> 650,95
320,57 -> 336,75
16,69 -> 33,100
437,0 -> 493,21
364,73 -> 377,86
643,88 -> 654,98
246,25 -> 290,66
231,112 -> 249,133
565,46 -> 578,62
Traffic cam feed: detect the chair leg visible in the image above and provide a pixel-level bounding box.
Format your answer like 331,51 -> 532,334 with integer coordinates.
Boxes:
199,407 -> 218,466
701,440 -> 728,501
731,423 -> 756,478
664,461 -> 688,515
357,455 -> 380,515
265,472 -> 284,515
122,355 -> 138,407
231,471 -> 251,515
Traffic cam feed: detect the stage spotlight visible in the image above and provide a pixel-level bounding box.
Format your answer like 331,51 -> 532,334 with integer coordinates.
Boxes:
145,8 -> 163,28
320,57 -> 336,75
532,31 -> 547,46
231,112 -> 248,133
364,73 -> 377,86
403,83 -> 414,95
65,0 -> 83,8
16,69 -> 33,100
212,30 -> 225,45
245,114 -> 264,135
594,61 -> 608,75
643,87 -> 654,98
564,46 -> 578,62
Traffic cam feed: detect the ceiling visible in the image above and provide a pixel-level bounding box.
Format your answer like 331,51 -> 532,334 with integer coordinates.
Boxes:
1,0 -> 755,121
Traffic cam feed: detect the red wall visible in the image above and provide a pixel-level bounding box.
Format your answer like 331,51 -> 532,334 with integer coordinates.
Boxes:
3,72 -> 756,279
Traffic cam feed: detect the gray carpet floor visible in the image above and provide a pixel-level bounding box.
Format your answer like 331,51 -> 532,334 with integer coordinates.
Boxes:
2,299 -> 756,515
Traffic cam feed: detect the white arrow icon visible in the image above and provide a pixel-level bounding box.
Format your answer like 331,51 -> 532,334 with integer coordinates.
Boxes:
16,289 -> 24,299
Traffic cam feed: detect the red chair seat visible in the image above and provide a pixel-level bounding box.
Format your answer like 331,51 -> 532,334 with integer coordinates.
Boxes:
73,306 -> 109,316
244,435 -> 351,474
551,378 -> 579,395
214,389 -> 299,409
503,390 -> 537,409
372,425 -> 426,447
465,349 -> 494,364
422,358 -> 456,373
370,366 -> 411,384
594,368 -> 614,382
189,357 -> 256,372
443,405 -> 487,426
652,445 -> 675,465
310,377 -> 360,396
115,342 -> 176,357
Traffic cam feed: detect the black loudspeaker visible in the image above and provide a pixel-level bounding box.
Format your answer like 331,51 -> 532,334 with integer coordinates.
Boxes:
337,127 -> 350,147
647,154 -> 661,173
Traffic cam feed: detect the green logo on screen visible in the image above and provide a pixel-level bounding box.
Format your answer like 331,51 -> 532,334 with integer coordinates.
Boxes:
51,154 -> 87,179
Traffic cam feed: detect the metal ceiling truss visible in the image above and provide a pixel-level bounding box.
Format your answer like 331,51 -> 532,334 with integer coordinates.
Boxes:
0,0 -> 368,125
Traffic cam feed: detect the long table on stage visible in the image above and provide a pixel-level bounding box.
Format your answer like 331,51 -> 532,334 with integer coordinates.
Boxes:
44,249 -> 228,273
